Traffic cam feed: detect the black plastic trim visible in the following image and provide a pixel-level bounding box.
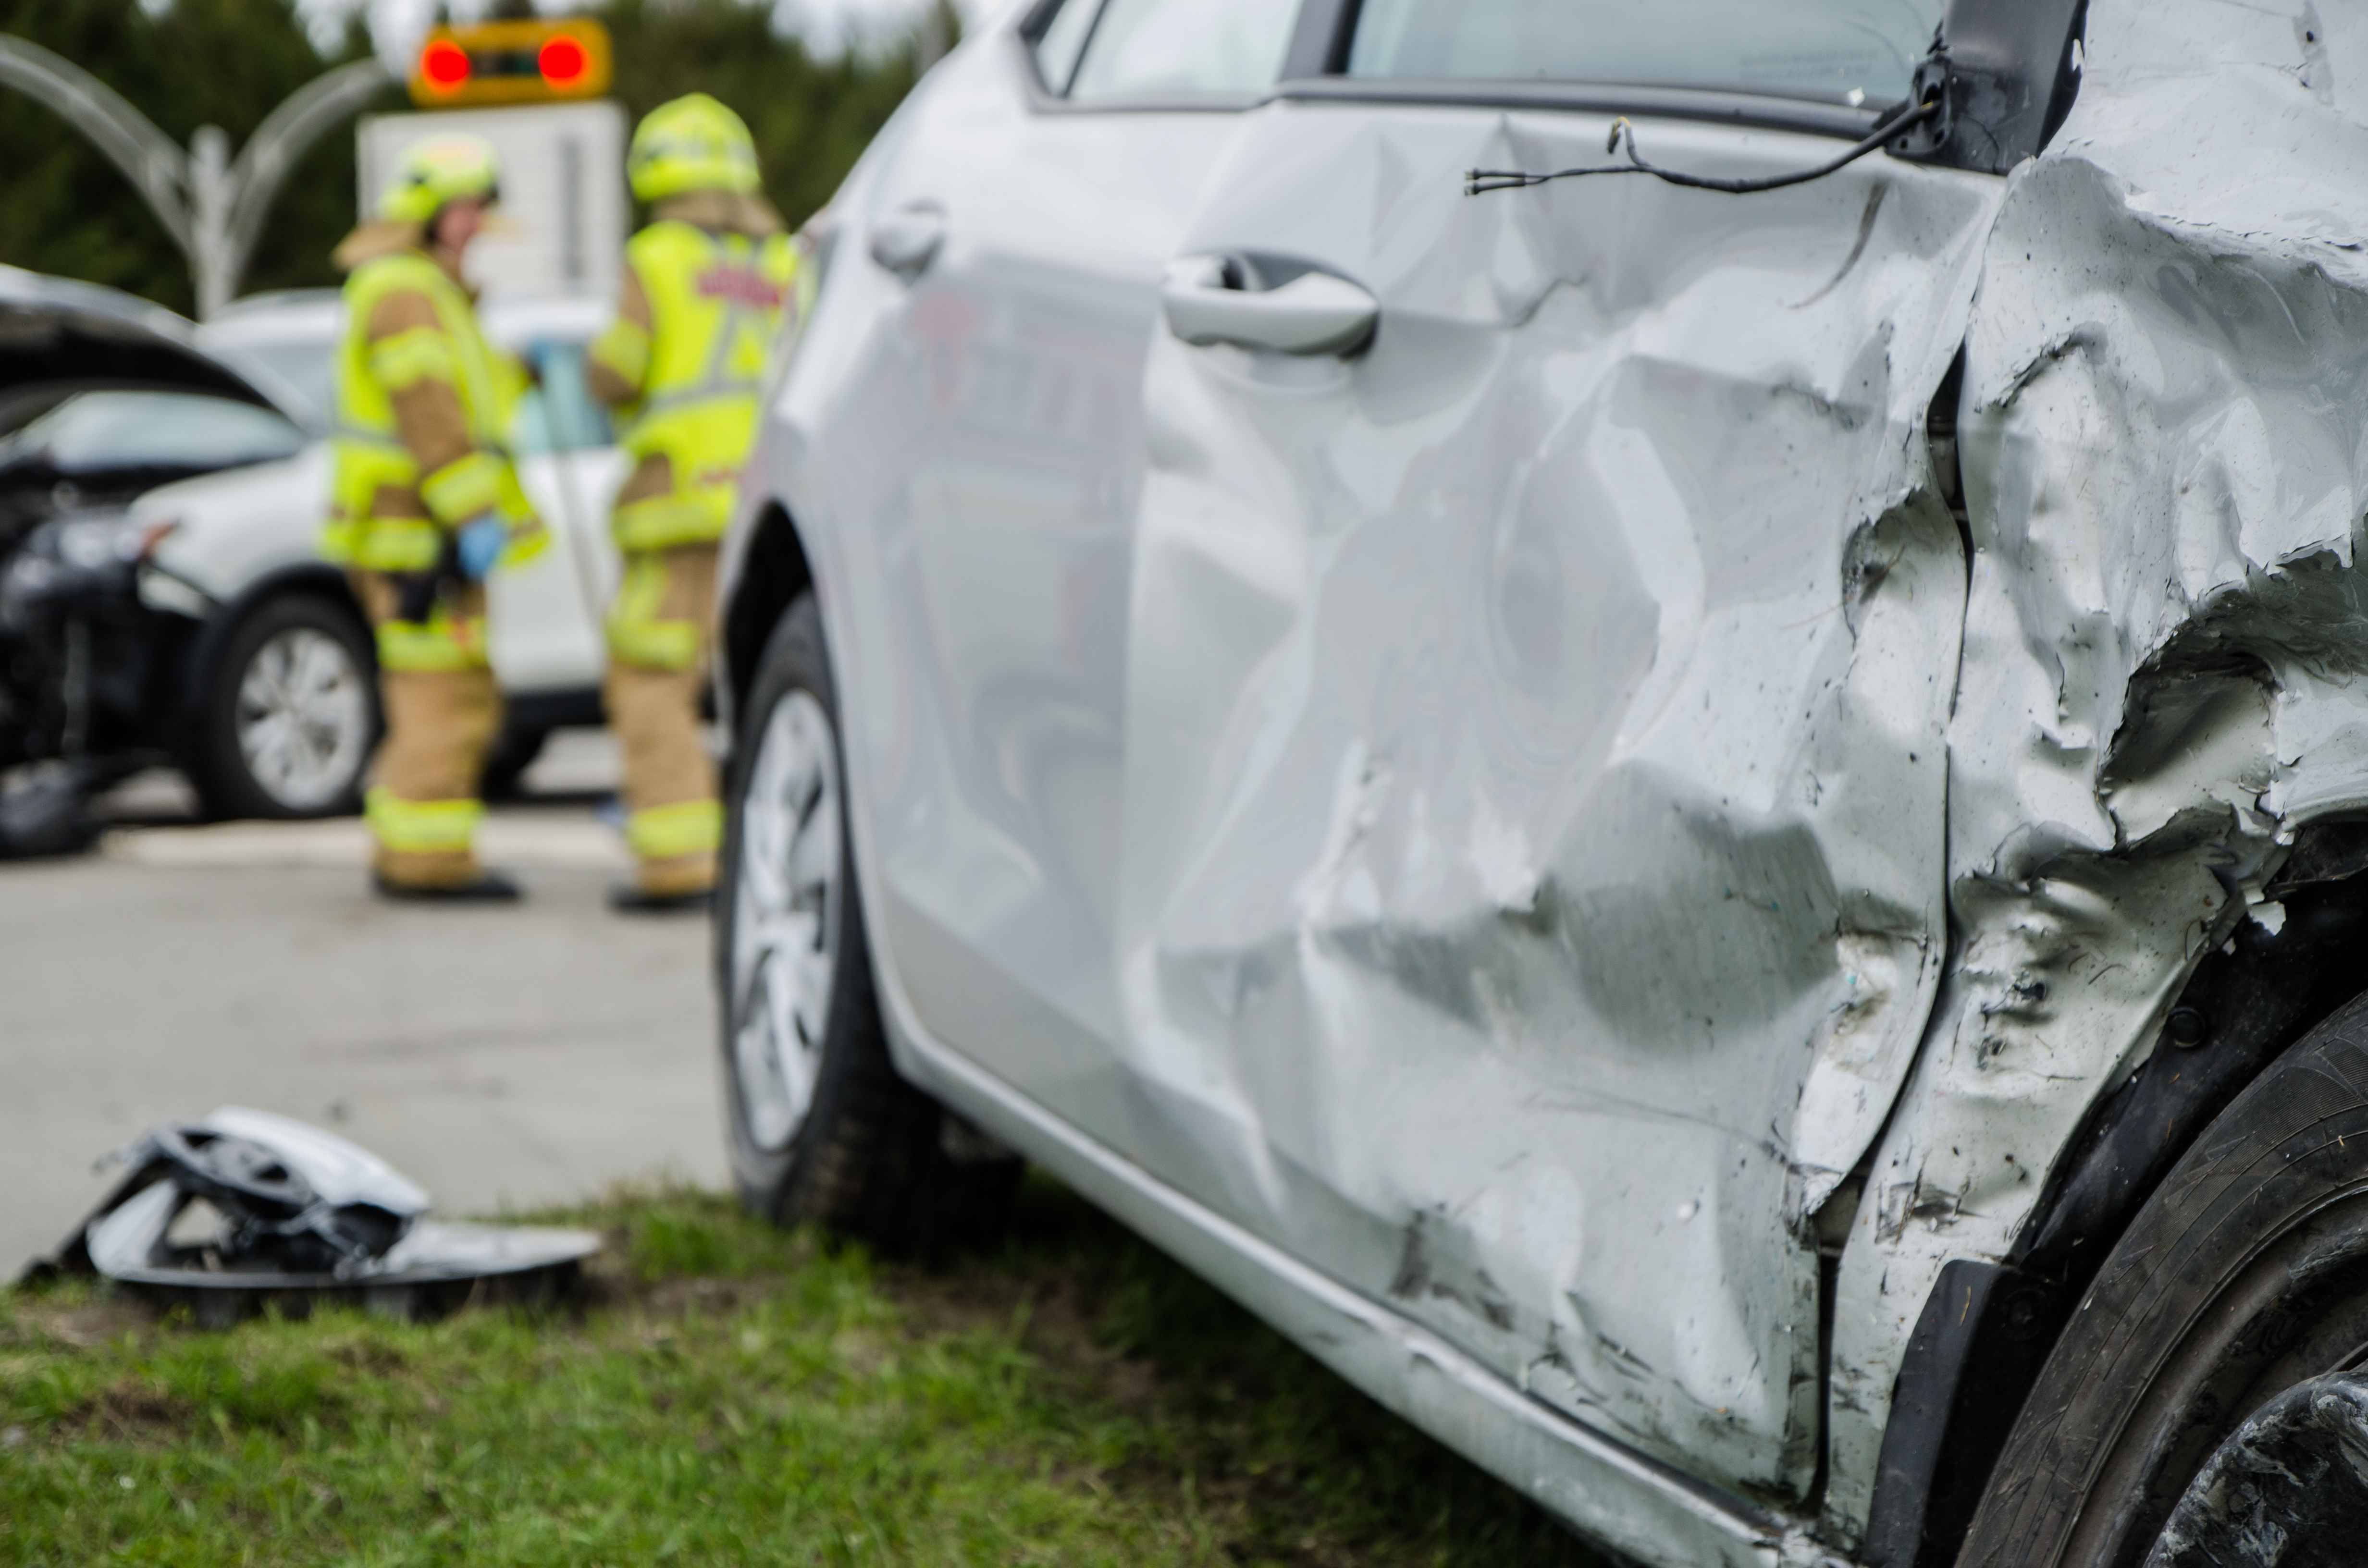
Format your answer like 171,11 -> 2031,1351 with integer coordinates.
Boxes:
1861,1261 -> 2068,1567
1281,0 -> 1357,80
1015,0 -> 1066,39
1899,0 -> 2089,173
1277,76 -> 1886,141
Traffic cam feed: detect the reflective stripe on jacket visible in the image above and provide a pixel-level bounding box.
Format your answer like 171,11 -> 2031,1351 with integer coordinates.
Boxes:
589,220 -> 797,551
326,252 -> 540,573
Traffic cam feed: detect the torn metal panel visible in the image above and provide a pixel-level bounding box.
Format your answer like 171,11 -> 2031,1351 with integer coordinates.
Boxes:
1099,102 -> 1999,1500
2147,1372 -> 2368,1568
1830,0 -> 2368,1541
36,1106 -> 599,1324
1831,853 -> 2236,1537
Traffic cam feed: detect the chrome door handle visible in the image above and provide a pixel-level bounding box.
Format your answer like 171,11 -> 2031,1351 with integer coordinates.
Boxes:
1161,254 -> 1378,358
870,202 -> 946,281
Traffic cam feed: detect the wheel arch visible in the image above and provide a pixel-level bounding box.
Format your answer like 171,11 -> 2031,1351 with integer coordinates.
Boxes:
720,503 -> 816,733
1861,827 -> 2368,1565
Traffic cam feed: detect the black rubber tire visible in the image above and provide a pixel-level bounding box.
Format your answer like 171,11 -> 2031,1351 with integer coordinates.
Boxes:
479,723 -> 550,802
1959,992 -> 2368,1567
715,593 -> 1017,1252
185,591 -> 378,822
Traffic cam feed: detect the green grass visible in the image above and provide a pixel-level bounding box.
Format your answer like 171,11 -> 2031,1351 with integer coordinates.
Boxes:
0,1180 -> 1610,1567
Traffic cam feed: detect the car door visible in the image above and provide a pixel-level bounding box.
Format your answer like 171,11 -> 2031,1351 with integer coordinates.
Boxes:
490,340 -> 620,694
1111,0 -> 2002,1499
838,0 -> 1299,1134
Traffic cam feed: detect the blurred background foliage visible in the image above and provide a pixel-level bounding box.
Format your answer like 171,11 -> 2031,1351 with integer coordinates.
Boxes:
0,0 -> 937,316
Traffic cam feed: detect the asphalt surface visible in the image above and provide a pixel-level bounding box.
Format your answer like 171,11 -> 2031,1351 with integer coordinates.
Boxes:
0,733 -> 728,1275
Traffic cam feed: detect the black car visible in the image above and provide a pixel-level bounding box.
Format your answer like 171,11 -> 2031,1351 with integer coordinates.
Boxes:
0,267 -> 310,847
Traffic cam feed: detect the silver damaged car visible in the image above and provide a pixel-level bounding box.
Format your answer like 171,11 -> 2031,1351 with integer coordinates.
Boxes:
711,0 -> 2368,1562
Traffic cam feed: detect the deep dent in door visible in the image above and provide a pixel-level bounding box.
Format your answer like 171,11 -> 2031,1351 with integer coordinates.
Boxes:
756,1 -> 2368,1552
1118,100 -> 1998,1498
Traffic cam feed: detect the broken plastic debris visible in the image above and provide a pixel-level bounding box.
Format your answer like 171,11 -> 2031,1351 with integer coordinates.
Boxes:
25,1106 -> 600,1324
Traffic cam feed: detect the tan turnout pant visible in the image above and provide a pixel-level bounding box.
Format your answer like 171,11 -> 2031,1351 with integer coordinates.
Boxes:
605,544 -> 721,896
353,572 -> 502,890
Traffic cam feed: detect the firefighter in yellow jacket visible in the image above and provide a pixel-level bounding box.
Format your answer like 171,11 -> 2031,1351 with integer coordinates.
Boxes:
588,96 -> 796,912
327,136 -> 546,902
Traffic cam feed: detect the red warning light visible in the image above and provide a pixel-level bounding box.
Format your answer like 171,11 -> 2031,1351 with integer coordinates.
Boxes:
538,35 -> 589,87
420,38 -> 472,91
409,22 -> 611,107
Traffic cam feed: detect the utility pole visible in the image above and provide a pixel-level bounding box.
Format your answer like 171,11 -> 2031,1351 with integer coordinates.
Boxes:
0,36 -> 392,319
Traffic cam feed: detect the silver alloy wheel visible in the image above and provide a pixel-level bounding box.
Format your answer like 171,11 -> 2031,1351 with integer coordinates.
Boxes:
235,625 -> 371,811
730,688 -> 844,1152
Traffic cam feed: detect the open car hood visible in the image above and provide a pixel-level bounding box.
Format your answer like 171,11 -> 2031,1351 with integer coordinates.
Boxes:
0,266 -> 287,415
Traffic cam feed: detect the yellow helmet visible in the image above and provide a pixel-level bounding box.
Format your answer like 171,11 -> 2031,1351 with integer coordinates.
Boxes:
629,94 -> 761,204
378,134 -> 502,225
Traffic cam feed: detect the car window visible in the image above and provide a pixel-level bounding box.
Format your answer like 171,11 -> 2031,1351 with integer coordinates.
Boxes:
1347,0 -> 1943,108
1,391 -> 304,474
213,337 -> 336,430
510,341 -> 614,456
1065,0 -> 1296,103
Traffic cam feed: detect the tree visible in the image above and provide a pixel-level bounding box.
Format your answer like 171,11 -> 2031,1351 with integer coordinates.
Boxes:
598,0 -> 923,233
0,0 -> 386,313
0,0 -> 931,315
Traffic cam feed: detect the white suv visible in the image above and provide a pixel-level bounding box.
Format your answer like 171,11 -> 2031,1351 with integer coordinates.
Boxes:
135,291 -> 629,816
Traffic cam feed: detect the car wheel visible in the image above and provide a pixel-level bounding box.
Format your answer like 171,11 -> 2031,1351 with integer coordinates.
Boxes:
188,592 -> 378,821
717,593 -> 1016,1250
1959,992 -> 2368,1567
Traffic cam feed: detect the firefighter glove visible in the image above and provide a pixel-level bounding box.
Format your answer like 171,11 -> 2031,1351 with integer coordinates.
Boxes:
456,515 -> 509,582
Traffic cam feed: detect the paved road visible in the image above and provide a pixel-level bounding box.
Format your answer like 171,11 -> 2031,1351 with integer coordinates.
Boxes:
0,734 -> 728,1274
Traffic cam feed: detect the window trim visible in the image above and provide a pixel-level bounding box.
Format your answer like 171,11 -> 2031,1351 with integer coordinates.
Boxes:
1277,76 -> 1887,141
1276,0 -> 2085,167
29,388 -> 306,473
1285,0 -> 1905,139
1019,0 -> 1102,97
1010,0 -> 2081,164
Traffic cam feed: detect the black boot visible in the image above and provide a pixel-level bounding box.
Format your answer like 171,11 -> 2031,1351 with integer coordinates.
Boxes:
374,869 -> 524,904
608,882 -> 712,915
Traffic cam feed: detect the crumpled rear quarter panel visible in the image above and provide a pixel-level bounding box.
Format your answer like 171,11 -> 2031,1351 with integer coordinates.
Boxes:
1827,0 -> 2368,1539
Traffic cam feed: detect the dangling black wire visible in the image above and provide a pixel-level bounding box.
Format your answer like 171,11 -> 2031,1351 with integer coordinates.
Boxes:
1466,95 -> 1940,198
